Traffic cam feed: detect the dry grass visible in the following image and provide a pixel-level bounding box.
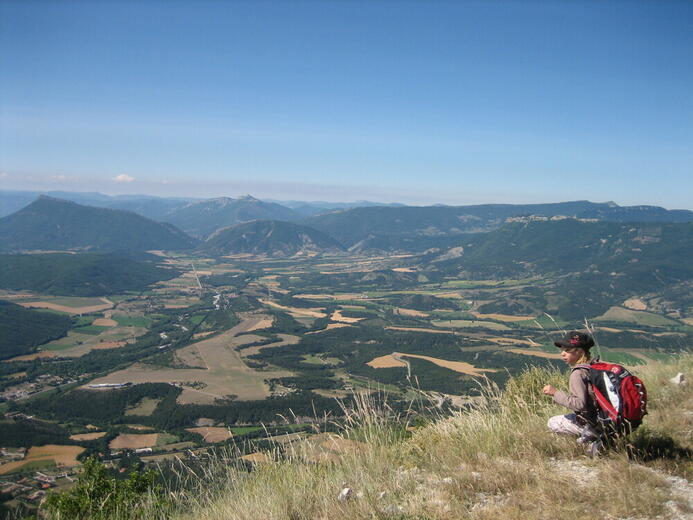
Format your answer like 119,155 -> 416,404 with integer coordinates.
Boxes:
69,432 -> 107,441
185,427 -> 233,443
109,434 -> 160,450
367,352 -> 498,376
114,355 -> 692,520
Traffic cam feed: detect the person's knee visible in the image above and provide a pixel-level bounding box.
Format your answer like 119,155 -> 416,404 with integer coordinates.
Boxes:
547,415 -> 562,433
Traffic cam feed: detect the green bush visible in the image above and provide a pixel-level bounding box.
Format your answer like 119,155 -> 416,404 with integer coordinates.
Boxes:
43,457 -> 164,520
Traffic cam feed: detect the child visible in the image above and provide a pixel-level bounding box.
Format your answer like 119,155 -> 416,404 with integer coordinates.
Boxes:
542,331 -> 602,456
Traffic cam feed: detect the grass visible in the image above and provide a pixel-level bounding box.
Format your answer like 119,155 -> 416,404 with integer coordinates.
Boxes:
39,355 -> 692,520
73,325 -> 110,335
113,315 -> 153,327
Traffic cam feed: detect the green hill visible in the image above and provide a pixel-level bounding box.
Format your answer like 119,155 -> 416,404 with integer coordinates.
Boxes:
0,253 -> 181,296
430,220 -> 693,319
0,300 -> 73,360
301,201 -> 693,250
0,196 -> 198,252
202,220 -> 345,256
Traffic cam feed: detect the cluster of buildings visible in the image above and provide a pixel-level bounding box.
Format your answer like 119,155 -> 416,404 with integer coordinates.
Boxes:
0,375 -> 78,403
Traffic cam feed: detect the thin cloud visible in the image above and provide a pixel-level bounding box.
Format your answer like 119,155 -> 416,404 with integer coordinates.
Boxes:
113,174 -> 135,183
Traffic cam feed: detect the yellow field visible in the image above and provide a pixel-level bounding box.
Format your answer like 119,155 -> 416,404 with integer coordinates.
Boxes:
109,434 -> 159,450
70,432 -> 107,441
485,336 -> 539,347
86,315 -> 292,404
185,427 -> 232,443
0,445 -> 85,475
395,308 -> 429,317
470,311 -> 537,322
331,310 -> 364,323
367,354 -> 407,368
241,452 -> 271,464
305,323 -> 352,334
240,334 -> 300,356
260,300 -> 326,318
623,298 -> 647,311
4,351 -> 57,362
508,349 -> 562,360
367,352 -> 497,376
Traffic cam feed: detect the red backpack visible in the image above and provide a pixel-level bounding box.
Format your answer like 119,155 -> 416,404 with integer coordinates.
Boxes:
576,360 -> 647,433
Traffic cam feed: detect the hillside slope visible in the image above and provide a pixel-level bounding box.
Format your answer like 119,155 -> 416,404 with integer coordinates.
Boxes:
0,196 -> 198,252
51,355 -> 690,519
164,196 -> 301,238
302,201 -> 693,249
0,253 -> 181,296
202,220 -> 345,256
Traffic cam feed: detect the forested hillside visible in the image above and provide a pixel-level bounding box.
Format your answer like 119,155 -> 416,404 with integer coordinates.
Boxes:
0,253 -> 181,296
0,301 -> 73,360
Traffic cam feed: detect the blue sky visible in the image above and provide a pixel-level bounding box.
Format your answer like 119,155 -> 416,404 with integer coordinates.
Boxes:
1,1 -> 692,208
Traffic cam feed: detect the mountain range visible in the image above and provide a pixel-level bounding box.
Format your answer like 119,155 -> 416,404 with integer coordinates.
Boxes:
0,196 -> 197,252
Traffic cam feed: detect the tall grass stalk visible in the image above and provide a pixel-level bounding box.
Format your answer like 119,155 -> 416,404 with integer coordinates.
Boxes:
79,355 -> 691,520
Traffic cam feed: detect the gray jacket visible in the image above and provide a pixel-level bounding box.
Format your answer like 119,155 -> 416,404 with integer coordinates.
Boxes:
552,364 -> 598,425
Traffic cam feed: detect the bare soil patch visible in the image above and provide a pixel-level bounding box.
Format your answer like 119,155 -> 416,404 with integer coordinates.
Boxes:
392,267 -> 416,272
260,300 -> 326,318
70,432 -> 107,441
4,351 -> 56,362
91,341 -> 127,350
508,348 -> 562,360
331,310 -> 364,323
109,433 -> 159,450
623,297 -> 647,311
367,354 -> 408,368
185,427 -> 232,443
397,353 -> 497,376
368,352 -> 497,376
193,331 -> 215,339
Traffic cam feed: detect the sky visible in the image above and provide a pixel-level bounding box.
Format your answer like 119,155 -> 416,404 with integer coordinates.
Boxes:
1,0 -> 692,208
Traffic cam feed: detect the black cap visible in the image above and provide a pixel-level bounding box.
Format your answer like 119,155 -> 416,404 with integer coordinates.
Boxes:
554,331 -> 594,350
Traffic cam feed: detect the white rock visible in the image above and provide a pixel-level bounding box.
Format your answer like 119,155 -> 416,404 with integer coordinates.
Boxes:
670,373 -> 687,385
337,487 -> 353,501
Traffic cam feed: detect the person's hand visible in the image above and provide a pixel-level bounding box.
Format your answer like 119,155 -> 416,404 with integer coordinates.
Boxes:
542,384 -> 557,396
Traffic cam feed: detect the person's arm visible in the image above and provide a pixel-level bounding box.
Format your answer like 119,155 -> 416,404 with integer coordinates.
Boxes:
552,370 -> 589,412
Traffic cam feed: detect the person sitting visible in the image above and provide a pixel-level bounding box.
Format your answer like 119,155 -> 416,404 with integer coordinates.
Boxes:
542,331 -> 602,456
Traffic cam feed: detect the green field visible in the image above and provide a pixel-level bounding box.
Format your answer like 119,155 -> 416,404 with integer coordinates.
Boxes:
596,307 -> 682,328
113,315 -> 153,327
